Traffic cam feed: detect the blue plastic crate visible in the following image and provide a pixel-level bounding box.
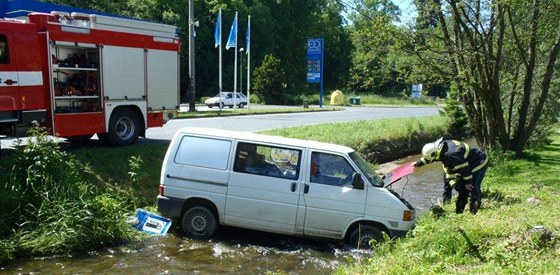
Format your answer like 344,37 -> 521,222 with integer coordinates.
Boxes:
134,208 -> 172,235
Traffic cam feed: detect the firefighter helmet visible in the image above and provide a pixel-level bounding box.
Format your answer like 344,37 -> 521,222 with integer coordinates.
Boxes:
422,138 -> 443,162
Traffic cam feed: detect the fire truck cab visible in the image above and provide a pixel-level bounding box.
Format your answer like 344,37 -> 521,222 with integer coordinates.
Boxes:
0,7 -> 179,146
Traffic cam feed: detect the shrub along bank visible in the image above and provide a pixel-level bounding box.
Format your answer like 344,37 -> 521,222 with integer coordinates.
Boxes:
0,129 -> 140,265
0,115 -> 450,265
336,130 -> 560,274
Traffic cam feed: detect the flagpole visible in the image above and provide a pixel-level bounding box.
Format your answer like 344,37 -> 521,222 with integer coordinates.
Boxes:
233,12 -> 238,109
246,15 -> 251,109
218,8 -> 223,111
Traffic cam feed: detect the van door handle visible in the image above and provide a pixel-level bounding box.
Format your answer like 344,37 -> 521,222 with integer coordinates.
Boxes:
304,184 -> 309,194
291,182 -> 296,192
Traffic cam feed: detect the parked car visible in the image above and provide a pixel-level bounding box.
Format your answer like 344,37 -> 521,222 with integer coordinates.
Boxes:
205,92 -> 248,108
157,127 -> 416,248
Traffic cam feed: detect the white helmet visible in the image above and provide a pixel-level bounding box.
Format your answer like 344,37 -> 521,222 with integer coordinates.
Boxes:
422,138 -> 443,162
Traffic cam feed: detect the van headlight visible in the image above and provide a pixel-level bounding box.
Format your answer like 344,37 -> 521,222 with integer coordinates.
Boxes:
403,210 -> 415,221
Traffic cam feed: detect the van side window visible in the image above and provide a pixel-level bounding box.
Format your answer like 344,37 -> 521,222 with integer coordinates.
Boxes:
0,35 -> 9,64
234,142 -> 300,179
175,136 -> 231,170
310,152 -> 356,186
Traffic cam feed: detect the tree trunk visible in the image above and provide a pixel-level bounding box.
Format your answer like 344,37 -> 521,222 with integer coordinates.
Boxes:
426,0 -> 558,154
515,27 -> 560,153
511,0 -> 540,154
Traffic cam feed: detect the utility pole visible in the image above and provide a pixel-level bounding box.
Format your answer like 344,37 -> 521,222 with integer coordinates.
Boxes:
188,0 -> 196,112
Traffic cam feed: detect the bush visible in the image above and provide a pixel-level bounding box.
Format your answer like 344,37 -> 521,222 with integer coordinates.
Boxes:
0,128 -> 138,263
252,54 -> 287,104
439,85 -> 469,138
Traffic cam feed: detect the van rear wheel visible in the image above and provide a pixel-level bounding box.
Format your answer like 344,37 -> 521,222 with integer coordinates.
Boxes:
348,225 -> 383,249
181,206 -> 217,239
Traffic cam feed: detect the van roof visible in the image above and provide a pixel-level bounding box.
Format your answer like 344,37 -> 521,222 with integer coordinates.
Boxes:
177,127 -> 355,153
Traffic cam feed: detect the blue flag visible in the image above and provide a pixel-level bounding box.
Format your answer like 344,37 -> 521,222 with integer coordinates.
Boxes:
246,16 -> 250,54
214,10 -> 221,48
226,13 -> 237,50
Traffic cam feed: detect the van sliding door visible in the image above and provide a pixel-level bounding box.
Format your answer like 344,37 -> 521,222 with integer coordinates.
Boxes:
225,142 -> 303,235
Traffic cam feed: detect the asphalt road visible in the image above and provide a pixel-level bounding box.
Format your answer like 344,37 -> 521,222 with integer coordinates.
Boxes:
0,106 -> 439,148
146,106 -> 440,141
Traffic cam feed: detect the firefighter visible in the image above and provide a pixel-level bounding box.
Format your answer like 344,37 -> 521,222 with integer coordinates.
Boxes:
412,138 -> 489,214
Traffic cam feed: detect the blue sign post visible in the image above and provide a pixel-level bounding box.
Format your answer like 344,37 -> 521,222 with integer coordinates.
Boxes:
307,38 -> 324,107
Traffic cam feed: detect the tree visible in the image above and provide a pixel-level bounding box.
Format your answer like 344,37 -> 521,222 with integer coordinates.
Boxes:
252,54 -> 286,104
414,0 -> 438,29
415,0 -> 560,154
346,0 -> 404,95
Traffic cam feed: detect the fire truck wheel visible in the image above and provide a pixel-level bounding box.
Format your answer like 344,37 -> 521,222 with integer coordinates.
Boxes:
106,108 -> 142,146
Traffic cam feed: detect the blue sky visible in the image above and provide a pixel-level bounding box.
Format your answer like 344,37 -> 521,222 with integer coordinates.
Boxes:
342,0 -> 417,25
394,0 -> 417,24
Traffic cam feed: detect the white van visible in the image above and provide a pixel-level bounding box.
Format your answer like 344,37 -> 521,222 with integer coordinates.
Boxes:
157,127 -> 415,248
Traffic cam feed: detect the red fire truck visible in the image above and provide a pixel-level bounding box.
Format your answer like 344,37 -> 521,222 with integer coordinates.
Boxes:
0,10 -> 179,146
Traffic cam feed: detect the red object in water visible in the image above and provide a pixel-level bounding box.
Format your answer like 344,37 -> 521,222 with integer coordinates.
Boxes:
386,162 -> 416,185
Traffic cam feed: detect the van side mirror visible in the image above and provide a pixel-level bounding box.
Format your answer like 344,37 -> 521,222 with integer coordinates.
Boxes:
352,174 -> 364,190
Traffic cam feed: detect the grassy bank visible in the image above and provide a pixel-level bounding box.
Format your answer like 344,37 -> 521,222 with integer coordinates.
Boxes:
0,115 -> 449,264
344,93 -> 439,106
337,131 -> 560,274
298,93 -> 439,106
264,115 -> 449,163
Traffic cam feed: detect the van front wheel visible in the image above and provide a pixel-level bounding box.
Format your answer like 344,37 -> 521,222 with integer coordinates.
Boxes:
348,225 -> 383,249
181,206 -> 217,239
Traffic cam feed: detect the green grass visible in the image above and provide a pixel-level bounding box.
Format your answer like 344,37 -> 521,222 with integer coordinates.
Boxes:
298,92 -> 439,107
343,93 -> 440,106
177,106 -> 342,119
70,143 -> 170,206
263,116 -> 447,150
336,132 -> 560,274
263,115 -> 449,164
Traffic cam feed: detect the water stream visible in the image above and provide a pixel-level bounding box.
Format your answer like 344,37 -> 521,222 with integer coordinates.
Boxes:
2,153 -> 446,274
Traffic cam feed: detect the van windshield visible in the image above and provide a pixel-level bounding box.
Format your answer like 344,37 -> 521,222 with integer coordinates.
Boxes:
349,152 -> 384,187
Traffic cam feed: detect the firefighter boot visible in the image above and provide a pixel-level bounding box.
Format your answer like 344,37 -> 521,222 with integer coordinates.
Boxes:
442,184 -> 452,204
470,199 -> 481,214
455,198 -> 467,214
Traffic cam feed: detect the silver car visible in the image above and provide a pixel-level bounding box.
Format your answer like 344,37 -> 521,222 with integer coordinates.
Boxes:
205,92 -> 248,108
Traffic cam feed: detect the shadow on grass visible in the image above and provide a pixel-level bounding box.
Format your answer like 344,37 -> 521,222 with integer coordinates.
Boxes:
483,188 -> 522,206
